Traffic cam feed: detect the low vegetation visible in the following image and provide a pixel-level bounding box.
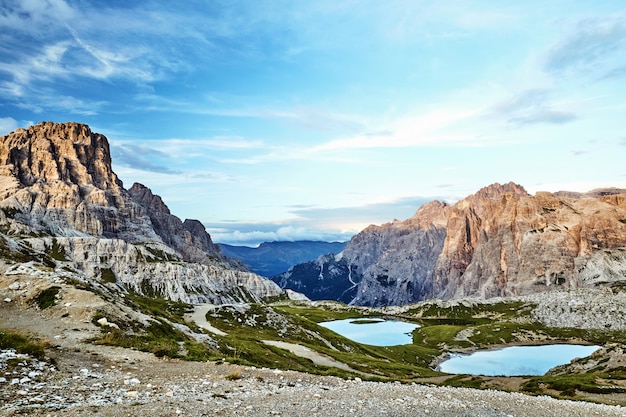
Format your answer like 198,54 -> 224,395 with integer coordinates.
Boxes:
85,293 -> 626,404
34,286 -> 61,309
0,328 -> 47,359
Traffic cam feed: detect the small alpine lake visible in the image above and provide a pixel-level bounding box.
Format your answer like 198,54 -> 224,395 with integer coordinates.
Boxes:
438,344 -> 601,376
318,317 -> 420,346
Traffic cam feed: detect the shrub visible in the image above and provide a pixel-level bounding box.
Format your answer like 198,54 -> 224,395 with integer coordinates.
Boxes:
35,286 -> 61,309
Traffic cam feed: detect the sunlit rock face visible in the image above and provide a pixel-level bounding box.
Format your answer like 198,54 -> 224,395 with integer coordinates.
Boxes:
280,182 -> 626,307
0,122 -> 284,304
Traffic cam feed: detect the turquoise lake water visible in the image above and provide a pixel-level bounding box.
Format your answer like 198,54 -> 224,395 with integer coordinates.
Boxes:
438,344 -> 601,376
318,318 -> 420,346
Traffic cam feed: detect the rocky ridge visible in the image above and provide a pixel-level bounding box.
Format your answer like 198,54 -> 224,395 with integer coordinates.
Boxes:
0,122 -> 284,304
279,182 -> 626,306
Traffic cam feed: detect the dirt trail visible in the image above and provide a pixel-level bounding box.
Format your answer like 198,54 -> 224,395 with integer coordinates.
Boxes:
187,303 -> 227,336
262,340 -> 369,375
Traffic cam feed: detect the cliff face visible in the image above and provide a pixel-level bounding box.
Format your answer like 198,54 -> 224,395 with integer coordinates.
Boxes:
0,122 -> 283,304
280,182 -> 626,306
0,122 -> 154,240
346,200 -> 449,306
433,184 -> 626,300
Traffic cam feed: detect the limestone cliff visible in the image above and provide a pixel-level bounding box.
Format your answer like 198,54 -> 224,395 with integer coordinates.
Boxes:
0,122 -> 283,304
279,182 -> 626,306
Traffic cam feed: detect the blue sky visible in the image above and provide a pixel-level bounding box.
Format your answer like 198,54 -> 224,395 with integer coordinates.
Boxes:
1,1 -> 626,246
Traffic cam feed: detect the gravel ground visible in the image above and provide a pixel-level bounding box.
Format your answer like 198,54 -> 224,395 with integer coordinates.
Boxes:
2,346 -> 625,417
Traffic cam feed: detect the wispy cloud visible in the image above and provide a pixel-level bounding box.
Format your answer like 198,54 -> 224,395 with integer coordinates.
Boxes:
313,107 -> 482,151
111,144 -> 181,175
599,66 -> 626,80
509,109 -> 578,125
545,15 -> 626,75
489,89 -> 578,126
206,222 -> 353,246
205,194 -> 452,245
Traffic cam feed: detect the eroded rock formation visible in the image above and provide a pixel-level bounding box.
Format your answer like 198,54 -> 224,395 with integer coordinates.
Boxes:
0,122 -> 283,304
279,182 -> 626,306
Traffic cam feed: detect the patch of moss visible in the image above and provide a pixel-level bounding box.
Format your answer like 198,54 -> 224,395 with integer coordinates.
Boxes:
144,246 -> 179,263
1,207 -> 21,219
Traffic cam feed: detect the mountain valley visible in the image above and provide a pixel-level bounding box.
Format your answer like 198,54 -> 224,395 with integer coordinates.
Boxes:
1,122 -> 626,415
218,240 -> 346,277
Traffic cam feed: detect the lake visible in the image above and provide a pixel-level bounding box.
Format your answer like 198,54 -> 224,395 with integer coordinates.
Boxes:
318,318 -> 420,346
438,344 -> 600,376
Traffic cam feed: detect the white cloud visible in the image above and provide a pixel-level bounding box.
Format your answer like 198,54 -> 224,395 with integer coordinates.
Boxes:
313,107 -> 484,151
207,225 -> 353,246
0,117 -> 19,136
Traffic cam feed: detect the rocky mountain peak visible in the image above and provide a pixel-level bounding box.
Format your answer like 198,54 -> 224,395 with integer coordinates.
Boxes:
471,181 -> 528,200
408,200 -> 450,229
0,122 -> 283,304
129,182 -> 171,215
0,121 -> 121,191
280,182 -> 626,307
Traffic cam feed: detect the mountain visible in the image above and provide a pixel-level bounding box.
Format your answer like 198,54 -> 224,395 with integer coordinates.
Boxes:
272,252 -> 358,303
279,182 -> 626,306
218,240 -> 347,277
0,122 -> 285,304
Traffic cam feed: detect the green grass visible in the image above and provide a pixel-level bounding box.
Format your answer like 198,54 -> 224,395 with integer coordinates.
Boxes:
124,292 -> 193,325
522,374 -> 626,397
442,374 -> 486,389
83,292 -> 626,401
93,293 -> 219,361
35,286 -> 61,309
0,329 -> 47,359
204,303 -> 441,379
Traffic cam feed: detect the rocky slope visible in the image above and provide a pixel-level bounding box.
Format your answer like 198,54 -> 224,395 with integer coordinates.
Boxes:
280,182 -> 626,306
0,122 -> 284,304
272,253 -> 358,303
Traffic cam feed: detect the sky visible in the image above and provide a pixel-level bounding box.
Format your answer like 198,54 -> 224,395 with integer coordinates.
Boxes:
1,1 -> 626,246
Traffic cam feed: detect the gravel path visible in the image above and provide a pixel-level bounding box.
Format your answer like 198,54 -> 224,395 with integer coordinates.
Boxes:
187,304 -> 227,336
262,340 -> 365,374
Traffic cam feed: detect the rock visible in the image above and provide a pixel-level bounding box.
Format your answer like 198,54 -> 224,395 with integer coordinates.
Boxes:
281,182 -> 626,306
0,122 -> 285,304
96,317 -> 109,326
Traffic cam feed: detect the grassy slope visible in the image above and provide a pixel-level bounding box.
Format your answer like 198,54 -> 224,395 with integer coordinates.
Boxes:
87,291 -> 626,403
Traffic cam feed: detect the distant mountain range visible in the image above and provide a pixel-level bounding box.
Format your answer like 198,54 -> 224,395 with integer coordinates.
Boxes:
278,182 -> 626,306
218,241 -> 347,277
